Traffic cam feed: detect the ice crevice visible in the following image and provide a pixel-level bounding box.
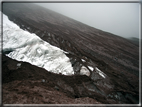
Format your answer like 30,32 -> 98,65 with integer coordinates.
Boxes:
2,13 -> 74,75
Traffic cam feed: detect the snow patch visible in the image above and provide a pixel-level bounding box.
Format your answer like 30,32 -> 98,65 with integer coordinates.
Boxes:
3,13 -> 74,75
80,66 -> 90,76
3,14 -> 19,29
95,67 -> 106,78
88,66 -> 94,71
63,51 -> 69,54
17,63 -> 21,67
81,59 -> 86,62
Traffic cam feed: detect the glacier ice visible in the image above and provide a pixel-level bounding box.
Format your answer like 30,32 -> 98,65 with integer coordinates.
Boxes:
2,13 -> 74,75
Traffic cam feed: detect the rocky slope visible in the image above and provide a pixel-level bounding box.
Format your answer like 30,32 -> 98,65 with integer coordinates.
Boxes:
2,54 -> 102,104
2,3 -> 139,104
127,37 -> 139,46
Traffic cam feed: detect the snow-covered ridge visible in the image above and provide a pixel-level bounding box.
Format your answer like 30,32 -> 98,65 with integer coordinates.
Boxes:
2,13 -> 74,75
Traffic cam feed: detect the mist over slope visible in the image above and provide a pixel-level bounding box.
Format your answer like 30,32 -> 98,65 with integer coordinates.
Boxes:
2,3 -> 139,104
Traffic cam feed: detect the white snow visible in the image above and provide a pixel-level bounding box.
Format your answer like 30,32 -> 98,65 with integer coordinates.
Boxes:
2,13 -> 74,75
95,67 -> 106,78
17,63 -> 21,67
81,59 -> 86,62
63,51 -> 69,54
3,14 -> 19,29
88,66 -> 94,71
80,66 -> 90,76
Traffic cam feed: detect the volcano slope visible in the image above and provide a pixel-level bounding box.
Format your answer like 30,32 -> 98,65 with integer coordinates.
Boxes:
2,54 -> 102,104
2,3 -> 139,104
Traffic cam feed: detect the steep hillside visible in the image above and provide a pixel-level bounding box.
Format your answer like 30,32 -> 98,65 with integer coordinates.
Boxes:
2,54 -> 102,104
2,3 -> 139,104
127,37 -> 139,46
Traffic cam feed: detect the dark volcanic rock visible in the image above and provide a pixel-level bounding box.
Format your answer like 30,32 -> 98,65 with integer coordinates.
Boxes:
2,54 -> 102,104
2,54 -> 138,104
2,3 -> 139,104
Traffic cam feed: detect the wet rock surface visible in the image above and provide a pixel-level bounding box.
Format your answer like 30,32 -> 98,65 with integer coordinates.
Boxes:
2,3 -> 139,104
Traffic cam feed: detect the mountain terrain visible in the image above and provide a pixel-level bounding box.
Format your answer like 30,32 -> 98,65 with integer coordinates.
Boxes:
2,54 -> 102,104
127,37 -> 139,46
2,3 -> 140,104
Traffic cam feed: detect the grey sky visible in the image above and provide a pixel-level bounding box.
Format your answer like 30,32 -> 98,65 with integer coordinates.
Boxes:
36,3 -> 140,38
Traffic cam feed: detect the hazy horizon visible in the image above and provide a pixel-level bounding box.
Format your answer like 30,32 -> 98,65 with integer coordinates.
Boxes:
36,3 -> 140,39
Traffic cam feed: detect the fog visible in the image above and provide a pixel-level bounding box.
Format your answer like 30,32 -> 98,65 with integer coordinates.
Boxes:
36,3 -> 140,38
